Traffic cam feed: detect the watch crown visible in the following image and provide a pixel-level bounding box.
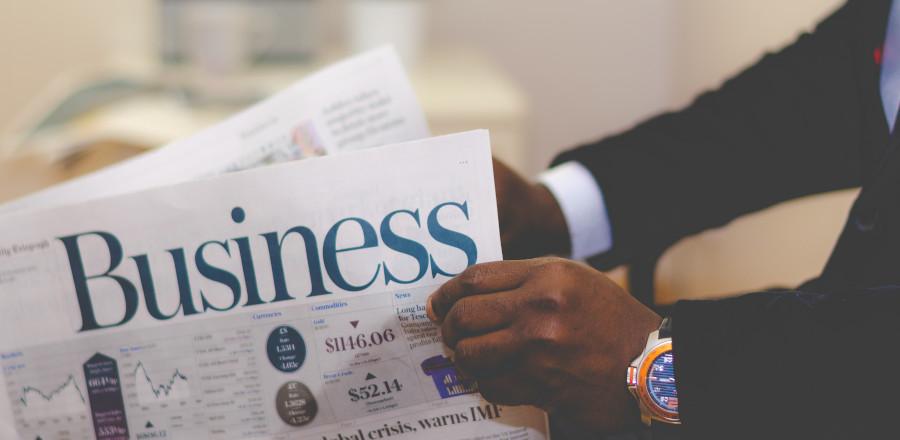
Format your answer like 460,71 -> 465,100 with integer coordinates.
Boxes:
626,366 -> 638,386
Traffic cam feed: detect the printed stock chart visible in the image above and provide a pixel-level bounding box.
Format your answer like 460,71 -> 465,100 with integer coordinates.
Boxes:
1,286 -> 477,440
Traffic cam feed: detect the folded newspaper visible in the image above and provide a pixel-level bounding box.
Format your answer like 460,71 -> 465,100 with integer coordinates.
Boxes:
0,50 -> 550,440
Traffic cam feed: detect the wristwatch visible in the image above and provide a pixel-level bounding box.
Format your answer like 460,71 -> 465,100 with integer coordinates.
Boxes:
626,316 -> 680,427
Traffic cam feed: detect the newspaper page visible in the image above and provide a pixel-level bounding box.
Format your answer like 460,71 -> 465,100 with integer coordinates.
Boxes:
0,46 -> 429,216
0,131 -> 550,440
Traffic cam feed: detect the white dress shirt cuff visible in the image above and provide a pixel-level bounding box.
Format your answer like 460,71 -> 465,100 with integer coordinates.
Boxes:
538,161 -> 613,260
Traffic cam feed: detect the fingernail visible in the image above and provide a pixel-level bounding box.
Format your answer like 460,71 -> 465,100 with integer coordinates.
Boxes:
426,295 -> 439,322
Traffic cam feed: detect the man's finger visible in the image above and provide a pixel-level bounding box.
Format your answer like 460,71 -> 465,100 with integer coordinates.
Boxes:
474,370 -> 538,407
427,261 -> 532,322
440,289 -> 521,349
453,328 -> 525,380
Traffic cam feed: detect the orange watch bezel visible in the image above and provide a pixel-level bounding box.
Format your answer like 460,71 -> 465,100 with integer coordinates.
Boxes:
635,340 -> 680,423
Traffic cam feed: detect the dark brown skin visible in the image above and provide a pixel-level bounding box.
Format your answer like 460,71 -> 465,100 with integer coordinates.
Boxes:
493,158 -> 571,260
427,257 -> 662,433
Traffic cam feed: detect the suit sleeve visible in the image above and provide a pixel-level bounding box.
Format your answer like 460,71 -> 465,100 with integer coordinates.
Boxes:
671,286 -> 899,438
553,0 -> 888,270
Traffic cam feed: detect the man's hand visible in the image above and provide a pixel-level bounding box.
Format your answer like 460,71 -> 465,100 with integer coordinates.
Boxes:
427,258 -> 661,433
493,158 -> 570,259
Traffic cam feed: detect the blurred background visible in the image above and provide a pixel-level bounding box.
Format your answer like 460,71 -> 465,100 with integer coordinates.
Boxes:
0,0 -> 853,303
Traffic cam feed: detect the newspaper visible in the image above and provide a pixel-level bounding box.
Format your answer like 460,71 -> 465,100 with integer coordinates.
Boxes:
0,46 -> 429,216
0,131 -> 549,440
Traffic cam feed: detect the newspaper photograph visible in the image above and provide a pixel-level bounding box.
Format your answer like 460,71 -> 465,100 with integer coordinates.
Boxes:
0,46 -> 429,216
0,131 -> 550,440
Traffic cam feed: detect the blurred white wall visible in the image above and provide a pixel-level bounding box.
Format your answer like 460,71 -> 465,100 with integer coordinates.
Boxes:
0,0 -> 844,162
0,0 -> 156,131
0,1 -> 844,138
671,1 -> 845,105
430,0 -> 676,174
430,0 -> 844,174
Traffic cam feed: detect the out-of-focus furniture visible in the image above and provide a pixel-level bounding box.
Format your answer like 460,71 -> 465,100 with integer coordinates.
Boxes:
0,47 -> 530,205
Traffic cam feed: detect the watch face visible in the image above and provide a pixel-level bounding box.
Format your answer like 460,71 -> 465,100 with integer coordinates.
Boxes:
646,350 -> 678,413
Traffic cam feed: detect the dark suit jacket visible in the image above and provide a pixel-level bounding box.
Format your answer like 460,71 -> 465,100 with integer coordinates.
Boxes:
555,1 -> 900,438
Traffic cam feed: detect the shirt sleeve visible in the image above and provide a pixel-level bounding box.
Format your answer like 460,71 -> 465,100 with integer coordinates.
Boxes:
538,161 -> 613,260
